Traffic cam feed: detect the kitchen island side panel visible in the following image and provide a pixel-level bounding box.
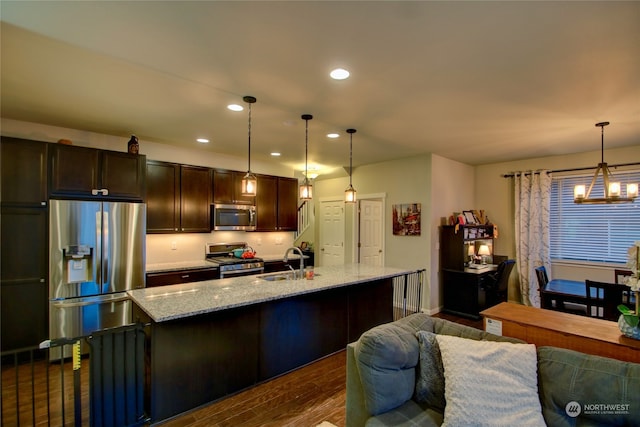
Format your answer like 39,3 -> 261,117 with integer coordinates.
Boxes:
258,286 -> 349,380
147,305 -> 260,423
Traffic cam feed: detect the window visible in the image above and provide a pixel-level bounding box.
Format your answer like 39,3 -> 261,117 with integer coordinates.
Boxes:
550,170 -> 640,263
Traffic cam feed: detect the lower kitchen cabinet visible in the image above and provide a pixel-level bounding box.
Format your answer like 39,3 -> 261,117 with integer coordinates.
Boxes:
145,267 -> 219,287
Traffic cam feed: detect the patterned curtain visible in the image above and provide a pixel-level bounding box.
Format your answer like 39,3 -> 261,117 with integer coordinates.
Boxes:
514,171 -> 551,307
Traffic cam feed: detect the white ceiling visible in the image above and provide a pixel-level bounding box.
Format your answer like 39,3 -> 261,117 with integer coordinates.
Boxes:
1,1 -> 639,179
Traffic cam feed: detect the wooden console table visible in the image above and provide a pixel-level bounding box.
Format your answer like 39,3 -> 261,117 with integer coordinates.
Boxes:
480,302 -> 640,363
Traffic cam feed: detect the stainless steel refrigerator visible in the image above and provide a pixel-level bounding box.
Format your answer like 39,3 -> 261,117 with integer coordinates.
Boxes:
49,200 -> 145,356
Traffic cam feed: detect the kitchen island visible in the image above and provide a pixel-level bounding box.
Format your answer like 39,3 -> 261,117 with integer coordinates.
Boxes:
129,263 -> 413,423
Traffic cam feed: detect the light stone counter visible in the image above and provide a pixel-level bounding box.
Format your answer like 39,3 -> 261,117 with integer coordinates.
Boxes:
129,263 -> 413,322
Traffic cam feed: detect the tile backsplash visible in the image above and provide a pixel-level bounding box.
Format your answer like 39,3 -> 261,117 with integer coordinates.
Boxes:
146,231 -> 295,265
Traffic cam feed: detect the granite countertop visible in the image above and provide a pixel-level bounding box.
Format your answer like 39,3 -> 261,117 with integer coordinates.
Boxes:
129,263 -> 413,323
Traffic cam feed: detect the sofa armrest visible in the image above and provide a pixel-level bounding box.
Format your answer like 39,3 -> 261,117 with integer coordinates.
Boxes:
346,342 -> 369,427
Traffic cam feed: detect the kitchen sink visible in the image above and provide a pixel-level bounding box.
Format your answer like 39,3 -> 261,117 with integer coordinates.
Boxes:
256,272 -> 295,281
256,272 -> 321,281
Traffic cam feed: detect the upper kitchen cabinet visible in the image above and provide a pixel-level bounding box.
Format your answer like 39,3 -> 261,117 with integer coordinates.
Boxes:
147,161 -> 211,233
255,175 -> 298,231
1,137 -> 48,207
212,169 -> 256,206
49,144 -> 146,201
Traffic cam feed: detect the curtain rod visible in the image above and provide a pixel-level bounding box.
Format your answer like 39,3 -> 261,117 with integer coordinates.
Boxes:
502,162 -> 640,178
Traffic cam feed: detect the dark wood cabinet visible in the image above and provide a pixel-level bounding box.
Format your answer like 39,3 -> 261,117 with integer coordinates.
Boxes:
146,161 -> 179,232
440,224 -> 496,319
180,165 -> 211,232
49,144 -> 145,201
0,207 -> 48,351
1,137 -> 48,207
442,268 -> 493,320
440,225 -> 494,270
146,161 -> 211,233
277,177 -> 298,231
0,137 -> 49,351
146,267 -> 219,287
255,175 -> 298,231
212,169 -> 255,205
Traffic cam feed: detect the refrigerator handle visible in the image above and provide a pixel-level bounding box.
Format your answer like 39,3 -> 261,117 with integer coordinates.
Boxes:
102,210 -> 109,290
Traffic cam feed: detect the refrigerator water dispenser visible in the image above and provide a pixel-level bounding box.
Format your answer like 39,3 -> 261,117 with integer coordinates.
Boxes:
63,245 -> 93,284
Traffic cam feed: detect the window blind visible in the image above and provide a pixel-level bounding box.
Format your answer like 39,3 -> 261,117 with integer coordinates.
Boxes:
550,170 -> 640,263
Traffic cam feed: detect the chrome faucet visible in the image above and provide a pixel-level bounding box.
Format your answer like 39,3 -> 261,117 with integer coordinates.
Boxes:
283,247 -> 304,279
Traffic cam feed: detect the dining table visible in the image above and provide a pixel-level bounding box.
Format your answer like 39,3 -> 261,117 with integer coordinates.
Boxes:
541,278 -> 635,314
540,278 -> 587,310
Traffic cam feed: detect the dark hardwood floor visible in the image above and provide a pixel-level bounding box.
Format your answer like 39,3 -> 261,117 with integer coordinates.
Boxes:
157,311 -> 482,427
1,312 -> 480,427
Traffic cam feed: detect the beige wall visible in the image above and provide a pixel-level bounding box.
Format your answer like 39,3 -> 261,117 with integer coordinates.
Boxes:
315,155 -> 435,309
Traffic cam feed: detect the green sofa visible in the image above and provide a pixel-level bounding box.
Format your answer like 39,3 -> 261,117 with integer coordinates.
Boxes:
346,313 -> 640,426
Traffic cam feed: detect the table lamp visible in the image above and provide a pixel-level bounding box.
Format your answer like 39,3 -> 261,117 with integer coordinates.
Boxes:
478,245 -> 491,265
467,244 -> 475,264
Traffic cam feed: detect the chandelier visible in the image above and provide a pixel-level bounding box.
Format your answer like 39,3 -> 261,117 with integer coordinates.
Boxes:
574,122 -> 638,204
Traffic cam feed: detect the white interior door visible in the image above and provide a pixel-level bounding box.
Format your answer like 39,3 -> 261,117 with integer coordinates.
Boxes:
359,199 -> 384,266
319,200 -> 345,266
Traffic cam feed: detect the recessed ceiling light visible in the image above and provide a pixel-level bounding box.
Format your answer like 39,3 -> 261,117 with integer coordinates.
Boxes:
330,68 -> 350,80
327,133 -> 340,139
227,104 -> 243,112
197,138 -> 209,143
271,152 -> 281,157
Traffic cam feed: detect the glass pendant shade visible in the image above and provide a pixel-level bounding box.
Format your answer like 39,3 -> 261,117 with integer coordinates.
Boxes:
241,95 -> 257,197
345,185 -> 356,203
345,128 -> 357,203
574,122 -> 637,204
241,172 -> 257,196
300,114 -> 313,201
299,179 -> 313,200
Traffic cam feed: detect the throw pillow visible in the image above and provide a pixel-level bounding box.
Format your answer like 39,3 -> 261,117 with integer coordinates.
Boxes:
435,334 -> 546,427
414,330 -> 446,411
354,320 -> 426,415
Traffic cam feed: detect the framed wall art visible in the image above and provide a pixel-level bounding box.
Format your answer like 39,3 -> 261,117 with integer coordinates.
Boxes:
392,203 -> 421,236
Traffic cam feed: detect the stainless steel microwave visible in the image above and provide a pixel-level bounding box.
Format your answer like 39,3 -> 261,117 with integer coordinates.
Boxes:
212,204 -> 256,231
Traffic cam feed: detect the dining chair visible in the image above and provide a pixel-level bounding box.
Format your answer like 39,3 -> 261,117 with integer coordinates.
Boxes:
585,280 -> 631,321
535,266 -> 550,308
614,269 -> 633,284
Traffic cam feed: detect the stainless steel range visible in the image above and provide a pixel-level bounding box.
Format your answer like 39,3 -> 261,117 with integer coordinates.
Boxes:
205,242 -> 264,278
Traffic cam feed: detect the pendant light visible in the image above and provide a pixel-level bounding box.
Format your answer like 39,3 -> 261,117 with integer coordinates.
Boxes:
574,122 -> 638,204
299,114 -> 313,200
345,128 -> 357,203
241,95 -> 257,197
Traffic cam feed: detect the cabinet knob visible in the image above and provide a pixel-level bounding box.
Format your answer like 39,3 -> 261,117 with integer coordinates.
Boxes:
41,201 -> 47,206
181,275 -> 190,279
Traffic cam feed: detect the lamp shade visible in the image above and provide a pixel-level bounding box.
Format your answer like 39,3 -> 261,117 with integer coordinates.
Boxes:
478,245 -> 491,256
